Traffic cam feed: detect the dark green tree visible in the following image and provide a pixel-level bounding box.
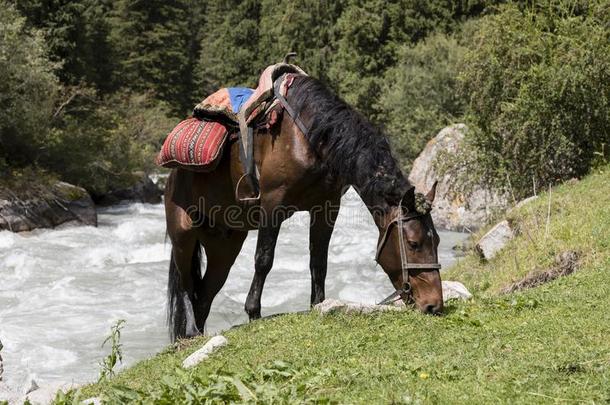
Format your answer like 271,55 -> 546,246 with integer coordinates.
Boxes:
379,32 -> 466,170
13,0 -> 116,92
257,0 -> 344,85
328,0 -> 499,118
110,0 -> 196,114
195,0 -> 261,97
0,1 -> 59,170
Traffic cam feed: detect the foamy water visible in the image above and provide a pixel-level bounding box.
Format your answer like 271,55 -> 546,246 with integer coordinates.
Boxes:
0,190 -> 466,389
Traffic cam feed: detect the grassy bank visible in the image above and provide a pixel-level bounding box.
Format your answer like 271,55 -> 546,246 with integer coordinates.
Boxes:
71,167 -> 609,404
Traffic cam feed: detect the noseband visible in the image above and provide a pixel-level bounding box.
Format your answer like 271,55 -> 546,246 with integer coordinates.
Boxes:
375,208 -> 441,305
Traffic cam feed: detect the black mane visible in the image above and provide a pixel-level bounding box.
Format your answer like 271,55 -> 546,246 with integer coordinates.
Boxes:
287,75 -> 410,209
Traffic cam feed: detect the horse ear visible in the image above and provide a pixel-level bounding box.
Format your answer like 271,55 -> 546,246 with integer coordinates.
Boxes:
400,186 -> 416,212
426,181 -> 438,203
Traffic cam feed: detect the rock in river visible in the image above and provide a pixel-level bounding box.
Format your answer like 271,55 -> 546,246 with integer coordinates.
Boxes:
92,174 -> 162,206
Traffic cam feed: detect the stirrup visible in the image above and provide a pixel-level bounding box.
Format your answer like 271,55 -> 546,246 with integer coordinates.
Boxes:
235,172 -> 261,202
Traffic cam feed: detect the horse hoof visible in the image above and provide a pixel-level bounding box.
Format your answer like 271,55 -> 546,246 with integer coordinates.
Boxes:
185,326 -> 201,339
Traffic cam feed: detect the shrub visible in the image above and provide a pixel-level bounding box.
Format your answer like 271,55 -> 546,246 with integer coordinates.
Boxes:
44,91 -> 176,194
0,1 -> 59,169
453,1 -> 610,197
378,32 -> 466,170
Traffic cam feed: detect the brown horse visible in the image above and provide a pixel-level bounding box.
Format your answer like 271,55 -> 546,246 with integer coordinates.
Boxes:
164,75 -> 443,340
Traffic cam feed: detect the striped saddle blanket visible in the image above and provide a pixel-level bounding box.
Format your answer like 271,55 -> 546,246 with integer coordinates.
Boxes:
157,88 -> 256,171
156,118 -> 229,172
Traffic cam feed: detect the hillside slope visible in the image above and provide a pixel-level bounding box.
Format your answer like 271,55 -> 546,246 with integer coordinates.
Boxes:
70,167 -> 609,404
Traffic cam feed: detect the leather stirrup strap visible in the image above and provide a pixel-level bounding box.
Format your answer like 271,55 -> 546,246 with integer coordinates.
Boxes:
236,106 -> 259,200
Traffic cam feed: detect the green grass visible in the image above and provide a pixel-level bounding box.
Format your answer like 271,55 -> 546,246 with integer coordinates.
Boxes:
445,165 -> 610,295
67,167 -> 609,404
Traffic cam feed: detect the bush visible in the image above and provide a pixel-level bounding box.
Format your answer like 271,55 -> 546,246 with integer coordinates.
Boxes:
0,1 -> 59,169
378,32 -> 466,170
45,91 -> 176,194
453,1 -> 610,197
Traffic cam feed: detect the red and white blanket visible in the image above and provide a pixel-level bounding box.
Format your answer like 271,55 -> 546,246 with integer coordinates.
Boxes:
156,118 -> 228,172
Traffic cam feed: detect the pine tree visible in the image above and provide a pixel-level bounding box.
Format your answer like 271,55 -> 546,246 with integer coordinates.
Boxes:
110,0 -> 195,114
13,0 -> 115,92
257,0 -> 344,85
195,0 -> 261,97
326,0 -> 499,119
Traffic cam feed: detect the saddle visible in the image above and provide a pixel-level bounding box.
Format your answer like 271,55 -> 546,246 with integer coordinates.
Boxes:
193,54 -> 307,200
157,55 -> 306,200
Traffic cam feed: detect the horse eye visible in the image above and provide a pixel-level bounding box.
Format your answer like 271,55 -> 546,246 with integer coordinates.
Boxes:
408,241 -> 419,250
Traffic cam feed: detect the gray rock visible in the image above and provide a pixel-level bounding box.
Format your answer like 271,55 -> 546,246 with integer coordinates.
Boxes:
513,195 -> 539,210
24,382 -> 77,405
408,124 -> 509,232
442,281 -> 472,301
182,335 -> 228,369
24,378 -> 39,395
476,220 -> 514,260
314,298 -> 406,315
82,397 -> 102,405
93,174 -> 162,206
0,182 -> 96,232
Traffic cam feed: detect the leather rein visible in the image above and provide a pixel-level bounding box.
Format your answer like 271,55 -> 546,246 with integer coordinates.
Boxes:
375,205 -> 441,305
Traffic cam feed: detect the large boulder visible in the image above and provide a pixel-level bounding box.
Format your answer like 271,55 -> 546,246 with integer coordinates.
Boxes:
408,124 -> 508,232
93,174 -> 162,206
0,182 -> 97,232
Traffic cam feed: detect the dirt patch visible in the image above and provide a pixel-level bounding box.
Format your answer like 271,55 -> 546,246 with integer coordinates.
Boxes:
502,250 -> 580,293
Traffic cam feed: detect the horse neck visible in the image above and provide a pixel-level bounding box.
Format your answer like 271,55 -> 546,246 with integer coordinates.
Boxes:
348,187 -> 398,232
347,164 -> 408,225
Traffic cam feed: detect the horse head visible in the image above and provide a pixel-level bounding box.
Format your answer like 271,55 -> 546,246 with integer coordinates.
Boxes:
375,182 -> 443,315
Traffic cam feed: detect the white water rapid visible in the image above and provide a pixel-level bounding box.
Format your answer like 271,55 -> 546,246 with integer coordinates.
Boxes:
0,190 -> 467,389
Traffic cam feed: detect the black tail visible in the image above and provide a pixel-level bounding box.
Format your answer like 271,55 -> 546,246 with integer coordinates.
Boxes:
167,241 -> 203,342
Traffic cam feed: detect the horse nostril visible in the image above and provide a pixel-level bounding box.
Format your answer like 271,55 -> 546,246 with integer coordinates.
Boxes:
424,304 -> 442,315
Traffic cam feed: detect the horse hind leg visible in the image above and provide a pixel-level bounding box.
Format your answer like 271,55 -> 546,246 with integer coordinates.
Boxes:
167,236 -> 202,341
193,230 -> 247,332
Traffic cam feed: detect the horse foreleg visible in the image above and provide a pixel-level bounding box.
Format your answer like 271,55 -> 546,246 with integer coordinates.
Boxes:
309,204 -> 338,306
245,223 -> 281,320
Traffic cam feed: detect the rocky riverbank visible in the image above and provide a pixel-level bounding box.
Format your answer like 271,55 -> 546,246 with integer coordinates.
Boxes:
0,174 -> 163,233
0,182 -> 96,232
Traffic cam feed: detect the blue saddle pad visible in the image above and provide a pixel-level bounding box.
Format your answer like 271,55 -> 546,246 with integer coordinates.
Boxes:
228,87 -> 254,113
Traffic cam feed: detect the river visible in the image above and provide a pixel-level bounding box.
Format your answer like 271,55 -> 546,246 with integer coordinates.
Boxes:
0,189 -> 467,389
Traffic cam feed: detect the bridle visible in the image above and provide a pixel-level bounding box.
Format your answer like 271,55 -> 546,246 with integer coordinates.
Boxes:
375,203 -> 441,305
